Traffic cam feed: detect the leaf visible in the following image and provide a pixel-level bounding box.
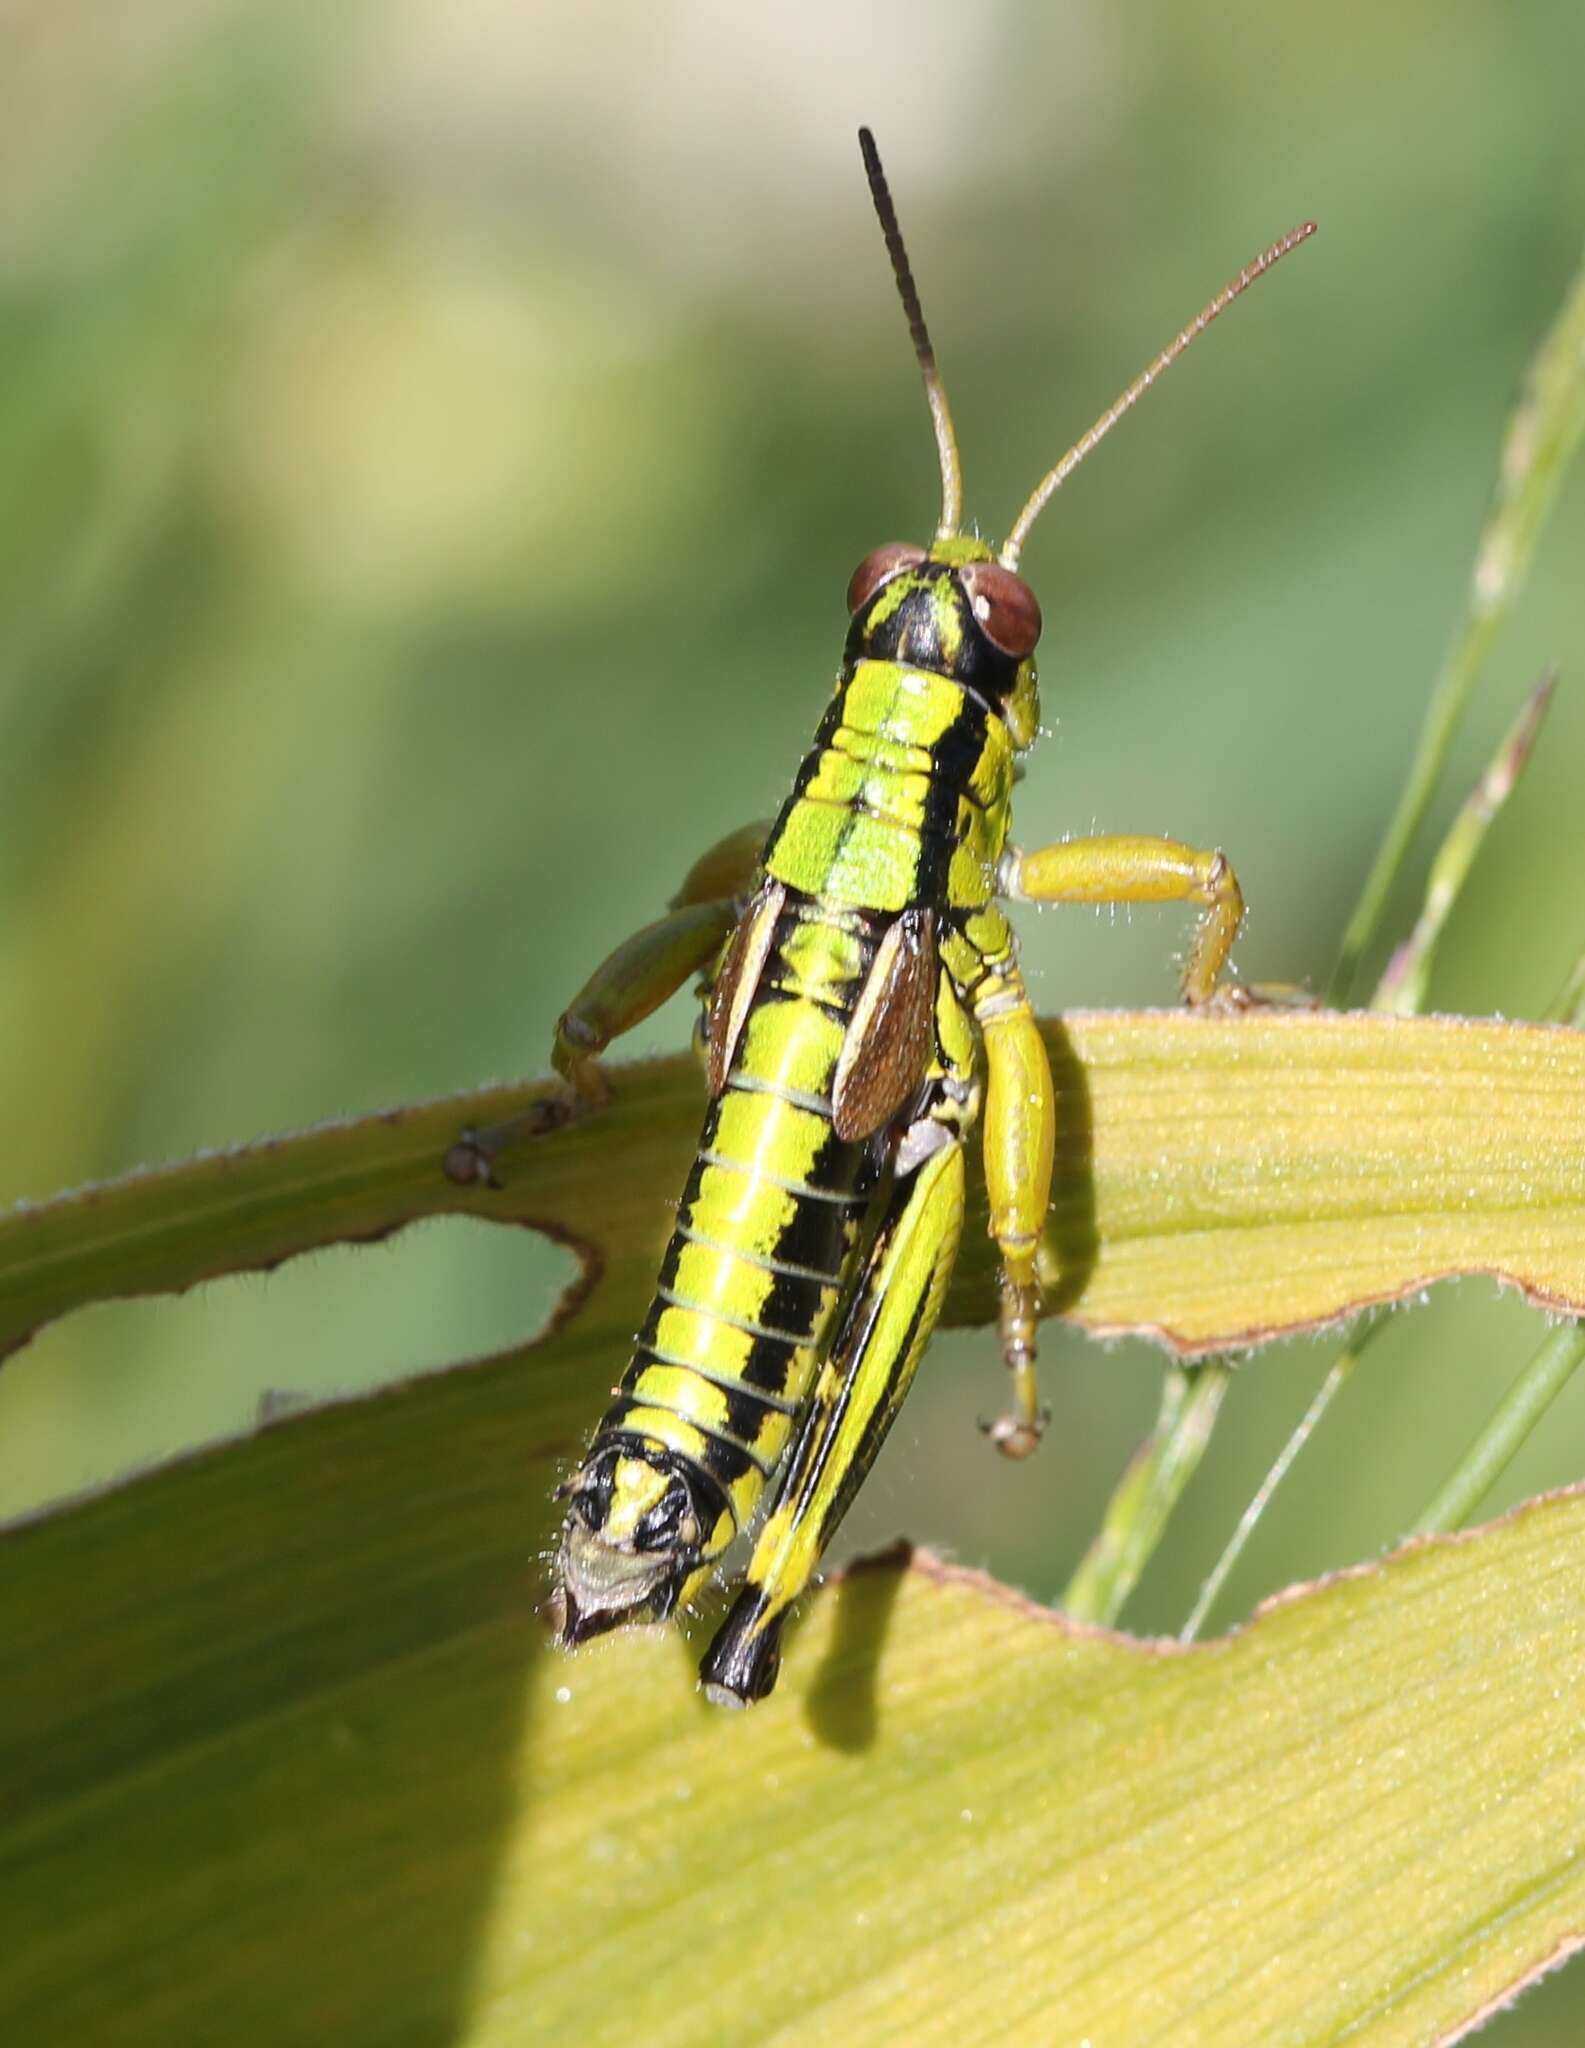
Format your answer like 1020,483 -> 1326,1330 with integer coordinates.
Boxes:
1331,241 -> 1585,999
6,1425 -> 1585,2044
3,1010 -> 1583,1367
1026,1008 -> 1585,1352
517,1512 -> 1585,2046
4,1006 -> 1585,2042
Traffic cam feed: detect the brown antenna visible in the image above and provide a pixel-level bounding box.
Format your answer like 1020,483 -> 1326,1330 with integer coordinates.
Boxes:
859,127 -> 964,539
1000,220 -> 1317,570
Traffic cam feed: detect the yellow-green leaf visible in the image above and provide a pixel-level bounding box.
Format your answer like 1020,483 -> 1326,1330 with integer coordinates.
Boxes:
5,1005 -> 1585,2043
517,1510 -> 1585,2046
1029,1009 -> 1585,1350
6,1455 -> 1585,2044
3,1010 -> 1582,1365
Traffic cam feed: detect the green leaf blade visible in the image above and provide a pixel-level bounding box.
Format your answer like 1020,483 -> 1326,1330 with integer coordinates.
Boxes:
6,1013 -> 1585,2042
5,1013 -> 1585,1377
504,1505 -> 1585,2047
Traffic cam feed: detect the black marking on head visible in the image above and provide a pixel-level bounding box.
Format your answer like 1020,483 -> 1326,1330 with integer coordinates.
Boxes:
843,561 -> 1027,708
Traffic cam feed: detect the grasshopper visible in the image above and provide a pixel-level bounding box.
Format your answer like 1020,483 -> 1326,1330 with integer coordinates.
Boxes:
542,130 -> 1311,1704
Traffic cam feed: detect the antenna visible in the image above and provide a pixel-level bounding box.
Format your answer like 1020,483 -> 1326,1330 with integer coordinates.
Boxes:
999,220 -> 1317,570
859,127 -> 964,540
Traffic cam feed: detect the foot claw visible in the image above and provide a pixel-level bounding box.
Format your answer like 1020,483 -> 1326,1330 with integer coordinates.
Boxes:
442,1094 -> 586,1186
978,1409 -> 1048,1461
1199,979 -> 1321,1016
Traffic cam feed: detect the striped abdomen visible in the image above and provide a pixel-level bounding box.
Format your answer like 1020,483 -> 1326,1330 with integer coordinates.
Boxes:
557,898 -> 883,1637
556,659 -> 1015,1644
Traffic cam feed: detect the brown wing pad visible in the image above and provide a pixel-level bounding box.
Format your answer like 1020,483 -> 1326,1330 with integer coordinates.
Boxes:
704,880 -> 787,1098
831,908 -> 939,1141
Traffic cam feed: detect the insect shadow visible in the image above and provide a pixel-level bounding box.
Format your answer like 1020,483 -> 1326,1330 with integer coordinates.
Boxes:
1038,1016 -> 1099,1317
803,1542 -> 912,1753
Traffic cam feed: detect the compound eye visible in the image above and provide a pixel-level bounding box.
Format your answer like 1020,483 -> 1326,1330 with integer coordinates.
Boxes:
959,561 -> 1042,660
846,541 -> 926,616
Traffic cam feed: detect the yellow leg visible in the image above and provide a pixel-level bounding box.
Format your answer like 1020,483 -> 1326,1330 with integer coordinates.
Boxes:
977,981 -> 1056,1458
699,1134 -> 966,1706
1004,833 -> 1245,1005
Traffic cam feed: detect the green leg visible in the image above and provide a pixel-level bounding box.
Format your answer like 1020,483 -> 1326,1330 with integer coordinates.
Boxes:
445,821 -> 768,1185
1004,833 -> 1246,1004
550,898 -> 740,1101
555,816 -> 773,1099
668,817 -> 774,912
698,1133 -> 966,1707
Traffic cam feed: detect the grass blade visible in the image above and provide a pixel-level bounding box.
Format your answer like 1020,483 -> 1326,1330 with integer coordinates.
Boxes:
1331,249 -> 1585,1000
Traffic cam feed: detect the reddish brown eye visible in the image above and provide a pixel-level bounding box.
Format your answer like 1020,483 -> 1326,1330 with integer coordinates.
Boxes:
846,541 -> 926,616
959,561 -> 1042,660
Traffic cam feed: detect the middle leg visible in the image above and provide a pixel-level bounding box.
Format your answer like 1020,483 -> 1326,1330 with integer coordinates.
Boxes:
1003,833 -> 1246,1004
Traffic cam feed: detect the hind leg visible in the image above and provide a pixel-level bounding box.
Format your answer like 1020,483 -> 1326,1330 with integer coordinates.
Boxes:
976,973 -> 1057,1459
699,1126 -> 966,1707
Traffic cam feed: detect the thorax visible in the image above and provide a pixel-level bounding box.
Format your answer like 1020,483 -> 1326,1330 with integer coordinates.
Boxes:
764,660 -> 1016,915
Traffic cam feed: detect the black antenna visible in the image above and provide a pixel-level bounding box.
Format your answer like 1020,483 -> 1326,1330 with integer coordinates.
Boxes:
859,127 -> 964,539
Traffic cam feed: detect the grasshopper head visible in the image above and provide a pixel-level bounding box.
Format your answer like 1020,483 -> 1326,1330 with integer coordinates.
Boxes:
855,129 -> 1312,766
843,535 -> 1042,750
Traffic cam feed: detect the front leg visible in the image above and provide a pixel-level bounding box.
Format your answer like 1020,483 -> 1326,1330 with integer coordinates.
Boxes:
446,820 -> 769,1185
551,899 -> 740,1103
1003,833 -> 1245,1004
554,816 -> 774,1102
446,899 -> 742,1185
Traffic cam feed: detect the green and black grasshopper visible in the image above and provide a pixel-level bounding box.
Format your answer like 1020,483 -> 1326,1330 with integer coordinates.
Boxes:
540,131 -> 1312,1705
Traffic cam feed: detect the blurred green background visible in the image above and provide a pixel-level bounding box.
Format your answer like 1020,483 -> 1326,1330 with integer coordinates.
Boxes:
3,1 -> 1584,2031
